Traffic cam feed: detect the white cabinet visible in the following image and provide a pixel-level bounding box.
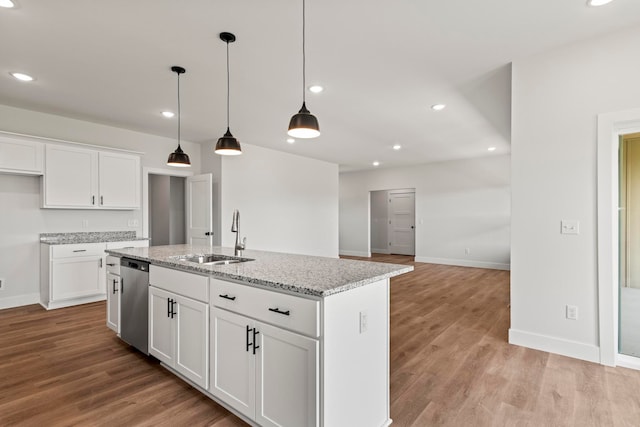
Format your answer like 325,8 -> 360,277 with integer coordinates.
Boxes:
0,133 -> 43,175
149,266 -> 209,389
40,243 -> 106,310
43,144 -> 140,209
210,307 -> 318,426
104,241 -> 149,333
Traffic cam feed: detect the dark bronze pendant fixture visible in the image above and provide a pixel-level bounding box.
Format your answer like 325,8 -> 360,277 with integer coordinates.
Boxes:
167,65 -> 191,167
288,0 -> 320,139
215,32 -> 242,156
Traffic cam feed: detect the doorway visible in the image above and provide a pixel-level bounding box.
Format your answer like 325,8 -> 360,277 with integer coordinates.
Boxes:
148,174 -> 186,246
618,132 -> 640,357
370,188 -> 415,256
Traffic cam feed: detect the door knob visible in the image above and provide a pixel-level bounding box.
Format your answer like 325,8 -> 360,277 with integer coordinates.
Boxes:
411,226 -> 415,229
205,231 -> 213,236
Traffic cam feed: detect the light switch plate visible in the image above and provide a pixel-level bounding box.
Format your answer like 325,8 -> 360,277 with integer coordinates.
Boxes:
561,220 -> 579,235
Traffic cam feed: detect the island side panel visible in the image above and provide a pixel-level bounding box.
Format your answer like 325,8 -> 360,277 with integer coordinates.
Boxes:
322,278 -> 391,427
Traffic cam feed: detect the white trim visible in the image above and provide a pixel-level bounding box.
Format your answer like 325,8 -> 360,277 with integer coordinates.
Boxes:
508,328 -> 600,363
142,166 -> 193,239
371,248 -> 390,254
339,250 -> 371,257
0,293 -> 40,310
596,108 -> 640,366
616,354 -> 640,371
0,130 -> 144,155
415,256 -> 510,271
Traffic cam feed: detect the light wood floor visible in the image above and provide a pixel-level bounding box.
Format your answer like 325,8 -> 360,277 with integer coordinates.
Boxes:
1,255 -> 639,426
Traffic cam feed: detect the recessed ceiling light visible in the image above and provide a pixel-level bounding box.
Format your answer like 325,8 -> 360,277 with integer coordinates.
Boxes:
587,0 -> 613,6
392,144 -> 402,150
431,104 -> 446,111
287,138 -> 295,144
161,111 -> 175,118
488,146 -> 497,152
0,0 -> 15,8
10,72 -> 34,82
308,85 -> 323,94
373,161 -> 380,167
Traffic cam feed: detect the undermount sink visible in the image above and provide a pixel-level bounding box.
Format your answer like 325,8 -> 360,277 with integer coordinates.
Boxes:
173,254 -> 254,266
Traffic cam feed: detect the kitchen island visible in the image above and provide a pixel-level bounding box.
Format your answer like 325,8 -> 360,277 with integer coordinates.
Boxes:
105,244 -> 413,427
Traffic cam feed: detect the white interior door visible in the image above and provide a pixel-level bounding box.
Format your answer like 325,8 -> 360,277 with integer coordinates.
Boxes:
388,191 -> 415,256
186,174 -> 213,246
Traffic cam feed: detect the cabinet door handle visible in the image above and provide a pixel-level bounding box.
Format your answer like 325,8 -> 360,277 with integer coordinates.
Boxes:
73,249 -> 87,253
252,329 -> 260,355
246,325 -> 252,352
121,278 -> 124,294
167,298 -> 172,318
170,299 -> 177,319
106,263 -> 116,267
100,196 -> 104,205
218,294 -> 236,301
268,307 -> 290,316
99,258 -> 103,268
92,195 -> 95,205
112,279 -> 118,294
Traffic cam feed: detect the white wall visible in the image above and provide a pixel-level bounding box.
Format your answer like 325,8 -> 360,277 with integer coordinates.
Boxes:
340,155 -> 510,269
510,26 -> 640,363
220,143 -> 339,258
0,104 -> 200,308
370,190 -> 388,254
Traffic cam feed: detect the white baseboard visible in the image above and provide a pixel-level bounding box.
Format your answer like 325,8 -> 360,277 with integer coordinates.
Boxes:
339,250 -> 371,257
415,256 -> 510,271
0,293 -> 40,310
508,328 -> 600,363
371,248 -> 390,255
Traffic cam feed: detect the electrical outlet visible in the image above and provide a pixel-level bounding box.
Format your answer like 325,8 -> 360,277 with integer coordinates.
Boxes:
359,311 -> 368,334
127,219 -> 140,227
82,220 -> 89,228
465,247 -> 471,255
566,305 -> 578,320
0,278 -> 4,290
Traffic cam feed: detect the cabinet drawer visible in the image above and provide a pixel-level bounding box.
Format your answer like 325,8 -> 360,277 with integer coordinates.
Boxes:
106,255 -> 121,275
51,243 -> 106,259
150,265 -> 208,303
211,279 -> 319,338
105,240 -> 149,250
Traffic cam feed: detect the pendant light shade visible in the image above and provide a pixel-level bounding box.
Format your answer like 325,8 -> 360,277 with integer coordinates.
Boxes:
215,32 -> 242,156
288,0 -> 320,139
167,66 -> 191,167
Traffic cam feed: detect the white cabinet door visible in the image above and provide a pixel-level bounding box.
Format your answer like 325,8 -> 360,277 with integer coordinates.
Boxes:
106,272 -> 120,333
0,134 -> 43,175
149,286 -> 175,366
44,144 -> 98,208
255,322 -> 319,427
210,307 -> 256,419
51,256 -> 104,301
98,152 -> 140,209
175,294 -> 209,389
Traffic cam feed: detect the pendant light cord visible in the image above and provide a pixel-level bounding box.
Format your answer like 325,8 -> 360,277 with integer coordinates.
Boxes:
226,40 -> 230,129
177,72 -> 181,147
302,0 -> 306,104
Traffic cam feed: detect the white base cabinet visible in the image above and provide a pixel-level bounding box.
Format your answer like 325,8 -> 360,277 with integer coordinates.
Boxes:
210,307 -> 319,427
149,266 -> 209,389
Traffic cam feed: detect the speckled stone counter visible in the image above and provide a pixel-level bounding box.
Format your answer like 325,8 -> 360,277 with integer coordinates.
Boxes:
105,244 -> 413,297
40,231 -> 149,245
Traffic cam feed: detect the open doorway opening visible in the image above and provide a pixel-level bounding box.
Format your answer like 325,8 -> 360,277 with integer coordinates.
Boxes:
149,174 -> 186,246
618,132 -> 640,357
370,188 -> 415,256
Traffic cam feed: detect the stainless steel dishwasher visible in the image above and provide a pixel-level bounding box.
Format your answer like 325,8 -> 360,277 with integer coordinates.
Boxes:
120,258 -> 149,354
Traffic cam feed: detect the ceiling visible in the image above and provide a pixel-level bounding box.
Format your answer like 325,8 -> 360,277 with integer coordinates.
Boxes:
2,1 -> 640,172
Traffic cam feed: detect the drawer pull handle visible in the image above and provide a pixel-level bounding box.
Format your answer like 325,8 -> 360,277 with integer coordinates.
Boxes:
106,263 -> 116,267
268,307 -> 290,316
73,249 -> 87,253
219,294 -> 236,301
246,325 -> 252,352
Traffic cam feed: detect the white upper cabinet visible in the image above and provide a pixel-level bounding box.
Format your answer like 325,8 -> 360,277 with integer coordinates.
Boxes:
0,133 -> 44,175
43,144 -> 140,209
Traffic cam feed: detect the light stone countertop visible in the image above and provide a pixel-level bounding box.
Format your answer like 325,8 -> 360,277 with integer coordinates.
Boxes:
40,231 -> 149,245
105,244 -> 413,297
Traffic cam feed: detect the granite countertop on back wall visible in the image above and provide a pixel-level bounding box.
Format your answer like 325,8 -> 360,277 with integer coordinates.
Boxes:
40,231 -> 149,245
105,244 -> 413,297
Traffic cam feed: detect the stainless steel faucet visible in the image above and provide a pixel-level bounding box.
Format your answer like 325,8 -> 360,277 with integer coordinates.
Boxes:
231,209 -> 246,256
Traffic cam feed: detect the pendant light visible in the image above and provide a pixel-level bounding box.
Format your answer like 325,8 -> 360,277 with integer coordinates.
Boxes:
167,66 -> 191,167
288,0 -> 320,139
215,32 -> 242,156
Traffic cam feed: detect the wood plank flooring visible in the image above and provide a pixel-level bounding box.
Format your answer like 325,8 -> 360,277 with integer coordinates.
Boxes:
1,255 -> 640,426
